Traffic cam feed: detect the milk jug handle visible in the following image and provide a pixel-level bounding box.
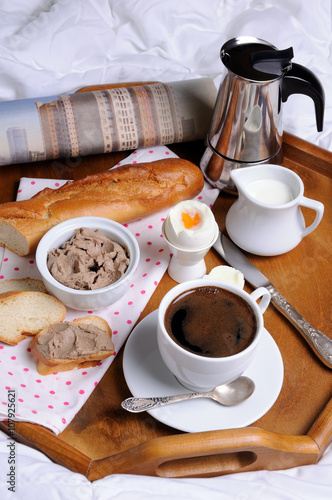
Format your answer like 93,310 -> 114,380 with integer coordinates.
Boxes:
300,196 -> 324,237
282,63 -> 325,132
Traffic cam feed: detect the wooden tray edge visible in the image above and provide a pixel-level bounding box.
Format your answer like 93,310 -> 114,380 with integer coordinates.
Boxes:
283,132 -> 332,177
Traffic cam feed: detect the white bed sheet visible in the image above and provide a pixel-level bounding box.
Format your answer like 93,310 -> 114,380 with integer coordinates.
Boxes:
0,1 -> 331,498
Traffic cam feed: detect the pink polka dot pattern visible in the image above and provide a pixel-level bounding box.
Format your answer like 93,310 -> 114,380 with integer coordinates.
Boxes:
0,146 -> 219,435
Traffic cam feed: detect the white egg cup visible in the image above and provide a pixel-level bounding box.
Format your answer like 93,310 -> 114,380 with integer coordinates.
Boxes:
162,221 -> 219,283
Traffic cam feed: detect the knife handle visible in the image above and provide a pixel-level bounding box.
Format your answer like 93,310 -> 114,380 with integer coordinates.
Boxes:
268,286 -> 332,369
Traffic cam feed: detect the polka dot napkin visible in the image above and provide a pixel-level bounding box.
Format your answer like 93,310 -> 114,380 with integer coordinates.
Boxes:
0,146 -> 219,434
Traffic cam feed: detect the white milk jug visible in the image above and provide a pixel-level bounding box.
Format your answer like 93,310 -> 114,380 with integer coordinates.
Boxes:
225,164 -> 324,256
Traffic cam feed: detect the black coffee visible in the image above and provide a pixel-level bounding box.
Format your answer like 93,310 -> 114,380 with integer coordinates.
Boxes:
165,286 -> 256,358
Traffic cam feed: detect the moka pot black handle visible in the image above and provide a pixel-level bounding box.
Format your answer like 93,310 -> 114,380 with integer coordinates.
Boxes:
282,62 -> 325,132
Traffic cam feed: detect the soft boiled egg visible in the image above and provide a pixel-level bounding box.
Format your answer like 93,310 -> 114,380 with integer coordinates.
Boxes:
164,200 -> 217,249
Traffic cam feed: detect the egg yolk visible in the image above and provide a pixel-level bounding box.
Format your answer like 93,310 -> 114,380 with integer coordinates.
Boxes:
181,211 -> 201,229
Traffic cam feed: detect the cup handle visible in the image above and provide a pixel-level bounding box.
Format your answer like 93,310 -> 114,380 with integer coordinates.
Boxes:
250,287 -> 271,314
300,196 -> 324,237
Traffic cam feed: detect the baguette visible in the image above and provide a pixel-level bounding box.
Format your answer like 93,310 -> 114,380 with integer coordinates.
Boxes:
0,291 -> 66,345
0,158 -> 204,256
30,315 -> 114,375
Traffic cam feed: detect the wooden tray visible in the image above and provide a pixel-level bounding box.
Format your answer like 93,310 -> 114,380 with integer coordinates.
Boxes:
1,133 -> 332,480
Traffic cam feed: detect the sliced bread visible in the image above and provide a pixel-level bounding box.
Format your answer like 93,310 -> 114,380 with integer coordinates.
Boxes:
30,315 -> 114,375
0,278 -> 48,294
0,291 -> 66,345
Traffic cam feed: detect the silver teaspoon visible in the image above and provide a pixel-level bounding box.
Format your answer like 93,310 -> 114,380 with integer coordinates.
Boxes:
121,376 -> 255,413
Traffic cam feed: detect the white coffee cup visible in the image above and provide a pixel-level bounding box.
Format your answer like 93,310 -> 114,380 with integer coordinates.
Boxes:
157,278 -> 270,392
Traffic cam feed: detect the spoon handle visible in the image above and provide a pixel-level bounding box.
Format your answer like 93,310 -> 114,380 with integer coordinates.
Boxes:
121,392 -> 205,413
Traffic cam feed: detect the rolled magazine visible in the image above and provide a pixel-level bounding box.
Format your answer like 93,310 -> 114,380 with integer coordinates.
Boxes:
0,78 -> 217,166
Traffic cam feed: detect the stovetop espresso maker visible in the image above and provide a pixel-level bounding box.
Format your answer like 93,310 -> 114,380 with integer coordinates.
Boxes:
200,36 -> 325,191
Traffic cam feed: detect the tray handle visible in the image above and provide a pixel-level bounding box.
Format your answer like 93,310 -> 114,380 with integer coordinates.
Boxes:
90,398 -> 332,480
89,427 -> 319,480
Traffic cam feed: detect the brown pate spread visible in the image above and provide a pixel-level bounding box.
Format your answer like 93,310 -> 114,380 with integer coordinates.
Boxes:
47,227 -> 130,290
36,322 -> 114,359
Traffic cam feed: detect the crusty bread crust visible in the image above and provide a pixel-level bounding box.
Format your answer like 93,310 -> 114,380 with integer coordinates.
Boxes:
30,315 -> 114,375
0,159 -> 204,256
35,358 -> 101,375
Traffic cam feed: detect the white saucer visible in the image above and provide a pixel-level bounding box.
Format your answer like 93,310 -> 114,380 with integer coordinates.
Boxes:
123,310 -> 284,433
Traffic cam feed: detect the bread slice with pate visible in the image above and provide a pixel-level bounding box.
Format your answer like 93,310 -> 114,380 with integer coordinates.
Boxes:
0,291 -> 66,345
30,315 -> 114,375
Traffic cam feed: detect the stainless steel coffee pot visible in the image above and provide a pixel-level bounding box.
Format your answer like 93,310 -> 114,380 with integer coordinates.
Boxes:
200,36 -> 325,191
